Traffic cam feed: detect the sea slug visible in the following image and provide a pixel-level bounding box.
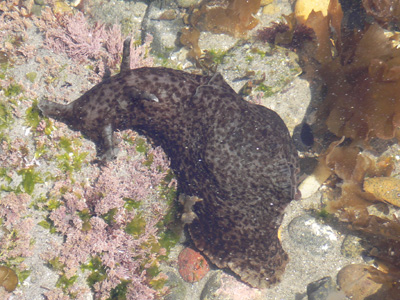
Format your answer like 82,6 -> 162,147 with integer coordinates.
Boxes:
39,38 -> 299,288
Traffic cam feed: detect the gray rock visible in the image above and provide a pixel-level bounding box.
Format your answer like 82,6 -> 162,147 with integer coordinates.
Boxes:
214,40 -> 305,132
87,0 -> 148,39
218,41 -> 302,93
175,0 -> 201,8
341,235 -> 364,259
142,0 -> 185,56
288,214 -> 338,255
198,32 -> 238,55
200,271 -> 223,300
163,267 -> 187,300
307,277 -> 346,300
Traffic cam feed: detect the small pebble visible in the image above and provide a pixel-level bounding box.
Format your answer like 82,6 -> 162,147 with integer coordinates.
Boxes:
341,235 -> 364,258
178,247 -> 210,283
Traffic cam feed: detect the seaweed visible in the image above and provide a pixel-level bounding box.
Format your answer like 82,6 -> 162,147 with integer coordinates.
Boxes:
285,1 -> 400,295
181,0 -> 261,61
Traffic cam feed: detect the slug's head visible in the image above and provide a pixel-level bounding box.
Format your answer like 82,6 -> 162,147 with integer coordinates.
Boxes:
38,98 -> 73,124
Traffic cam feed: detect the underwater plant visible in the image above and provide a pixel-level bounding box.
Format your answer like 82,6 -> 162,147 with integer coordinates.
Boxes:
180,0 -> 261,60
255,0 -> 400,297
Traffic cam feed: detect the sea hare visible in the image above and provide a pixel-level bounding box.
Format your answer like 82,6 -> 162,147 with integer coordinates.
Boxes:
39,38 -> 299,288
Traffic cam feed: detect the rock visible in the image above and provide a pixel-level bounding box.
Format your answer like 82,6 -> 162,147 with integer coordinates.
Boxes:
198,32 -> 237,55
208,273 -> 263,300
262,2 -> 281,15
53,1 -> 73,14
176,0 -> 201,8
159,9 -> 178,20
162,267 -> 187,300
142,0 -> 184,55
337,264 -> 383,300
219,40 -> 301,92
199,272 -> 223,300
31,4 -> 42,16
217,40 -> 305,133
87,1 -> 147,39
307,276 -> 346,300
178,247 -> 210,283
298,162 -> 331,199
260,0 -> 274,5
341,235 -> 364,259
288,214 -> 338,255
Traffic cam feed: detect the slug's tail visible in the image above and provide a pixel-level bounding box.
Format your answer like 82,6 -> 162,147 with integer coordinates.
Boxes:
38,99 -> 73,123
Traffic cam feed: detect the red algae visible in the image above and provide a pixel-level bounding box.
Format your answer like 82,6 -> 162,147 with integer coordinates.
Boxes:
256,14 -> 315,50
178,248 -> 210,283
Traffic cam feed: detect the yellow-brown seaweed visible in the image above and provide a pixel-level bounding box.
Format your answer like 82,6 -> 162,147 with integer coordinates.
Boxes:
291,0 -> 400,291
364,177 -> 400,208
180,27 -> 201,60
293,0 -> 400,142
182,0 -> 261,60
337,263 -> 400,300
192,0 -> 261,37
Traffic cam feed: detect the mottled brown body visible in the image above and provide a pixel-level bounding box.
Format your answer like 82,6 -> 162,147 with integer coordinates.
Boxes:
39,39 -> 299,288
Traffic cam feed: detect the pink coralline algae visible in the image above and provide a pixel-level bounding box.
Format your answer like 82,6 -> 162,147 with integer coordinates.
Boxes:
0,0 -> 37,61
44,145 -> 172,299
42,10 -> 153,74
44,11 -> 122,66
178,248 -> 210,283
0,193 -> 35,262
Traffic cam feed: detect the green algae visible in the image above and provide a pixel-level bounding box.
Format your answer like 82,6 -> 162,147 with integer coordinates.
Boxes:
82,256 -> 107,288
0,168 -> 12,186
17,167 -> 43,195
204,49 -> 228,65
0,101 -> 14,131
123,197 -> 141,211
25,72 -> 37,83
78,209 -> 92,231
4,83 -> 23,97
109,279 -> 130,300
255,83 -> 274,96
125,213 -> 146,237
56,274 -> 78,292
25,100 -> 41,129
101,207 -> 118,226
135,137 -> 148,153
57,136 -> 89,177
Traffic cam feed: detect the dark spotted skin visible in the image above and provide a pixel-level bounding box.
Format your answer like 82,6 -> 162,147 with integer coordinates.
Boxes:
39,39 -> 299,288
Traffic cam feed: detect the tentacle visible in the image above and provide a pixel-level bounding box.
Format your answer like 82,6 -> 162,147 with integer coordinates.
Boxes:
120,37 -> 131,73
